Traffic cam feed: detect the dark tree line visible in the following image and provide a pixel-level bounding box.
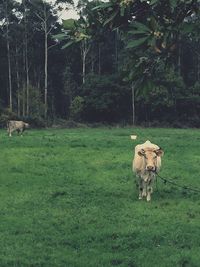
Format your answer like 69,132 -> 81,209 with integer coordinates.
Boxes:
0,0 -> 200,127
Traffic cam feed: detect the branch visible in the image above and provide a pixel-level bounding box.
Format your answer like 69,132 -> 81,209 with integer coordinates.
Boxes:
47,13 -> 62,35
34,11 -> 45,23
48,42 -> 59,50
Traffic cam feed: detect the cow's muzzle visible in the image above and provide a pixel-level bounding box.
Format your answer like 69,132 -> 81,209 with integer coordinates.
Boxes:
146,166 -> 155,172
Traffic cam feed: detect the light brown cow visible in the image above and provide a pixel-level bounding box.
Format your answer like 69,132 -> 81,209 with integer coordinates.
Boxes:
133,140 -> 164,201
7,120 -> 30,137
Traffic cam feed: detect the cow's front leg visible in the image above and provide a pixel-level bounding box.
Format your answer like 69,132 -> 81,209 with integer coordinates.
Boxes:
142,180 -> 147,198
146,179 -> 154,202
138,177 -> 143,200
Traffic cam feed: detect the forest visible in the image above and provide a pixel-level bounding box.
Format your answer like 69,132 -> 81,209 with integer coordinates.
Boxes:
0,0 -> 200,127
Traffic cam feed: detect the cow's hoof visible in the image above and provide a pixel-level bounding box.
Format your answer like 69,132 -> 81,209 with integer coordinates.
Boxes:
139,196 -> 142,200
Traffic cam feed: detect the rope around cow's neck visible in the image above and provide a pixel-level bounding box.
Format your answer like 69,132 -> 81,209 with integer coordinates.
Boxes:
155,172 -> 200,194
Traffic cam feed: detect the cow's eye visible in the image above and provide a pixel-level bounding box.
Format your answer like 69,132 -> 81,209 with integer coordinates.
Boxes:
154,156 -> 157,159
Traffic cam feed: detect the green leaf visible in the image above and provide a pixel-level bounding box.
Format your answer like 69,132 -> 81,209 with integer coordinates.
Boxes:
53,33 -> 69,40
129,21 -> 151,33
62,40 -> 75,49
92,2 -> 113,11
62,19 -> 76,30
126,36 -> 149,49
128,30 -> 151,35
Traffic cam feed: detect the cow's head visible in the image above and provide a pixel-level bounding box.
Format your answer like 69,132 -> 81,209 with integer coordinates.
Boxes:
138,147 -> 164,172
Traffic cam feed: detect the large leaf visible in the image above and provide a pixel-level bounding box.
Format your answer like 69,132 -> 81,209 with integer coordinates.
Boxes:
129,21 -> 151,33
128,30 -> 151,35
53,33 -> 69,40
126,36 -> 149,49
62,40 -> 75,49
62,19 -> 76,30
92,2 -> 113,11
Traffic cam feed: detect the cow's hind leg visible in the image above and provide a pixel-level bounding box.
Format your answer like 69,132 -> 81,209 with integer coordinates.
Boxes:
8,129 -> 12,137
20,128 -> 24,136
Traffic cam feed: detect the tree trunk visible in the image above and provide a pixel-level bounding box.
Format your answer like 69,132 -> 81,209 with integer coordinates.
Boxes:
24,0 -> 30,116
5,1 -> 12,111
44,31 -> 48,119
98,43 -> 101,75
82,52 -> 86,84
81,41 -> 87,84
91,47 -> 94,74
15,46 -> 20,117
115,28 -> 118,72
22,40 -> 26,117
131,82 -> 135,126
23,83 -> 26,117
177,40 -> 181,76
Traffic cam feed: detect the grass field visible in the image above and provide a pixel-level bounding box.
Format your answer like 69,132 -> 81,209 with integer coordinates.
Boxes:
0,127 -> 200,267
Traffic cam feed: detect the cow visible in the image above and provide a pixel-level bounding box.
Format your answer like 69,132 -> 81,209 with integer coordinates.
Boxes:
7,120 -> 30,137
133,140 -> 164,202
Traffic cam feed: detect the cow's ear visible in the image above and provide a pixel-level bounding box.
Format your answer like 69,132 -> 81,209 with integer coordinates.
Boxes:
138,149 -> 145,157
155,148 -> 164,157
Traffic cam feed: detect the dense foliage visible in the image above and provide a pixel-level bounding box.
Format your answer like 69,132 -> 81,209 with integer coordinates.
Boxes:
0,0 -> 200,126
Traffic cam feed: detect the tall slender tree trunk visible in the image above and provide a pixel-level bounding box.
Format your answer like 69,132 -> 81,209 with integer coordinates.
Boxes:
5,1 -> 12,111
7,36 -> 12,111
98,43 -> 101,75
177,40 -> 181,76
23,84 -> 26,117
81,41 -> 86,84
44,31 -> 48,119
15,46 -> 20,117
82,52 -> 86,84
131,82 -> 135,126
115,28 -> 118,72
23,0 -> 30,116
81,40 -> 89,84
91,47 -> 94,74
22,41 -> 26,117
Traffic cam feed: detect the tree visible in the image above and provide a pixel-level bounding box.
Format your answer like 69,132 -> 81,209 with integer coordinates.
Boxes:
0,0 -> 17,111
94,0 -> 200,124
29,0 -> 59,119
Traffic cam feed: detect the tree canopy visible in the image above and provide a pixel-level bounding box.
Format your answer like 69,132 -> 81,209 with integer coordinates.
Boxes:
0,0 -> 199,127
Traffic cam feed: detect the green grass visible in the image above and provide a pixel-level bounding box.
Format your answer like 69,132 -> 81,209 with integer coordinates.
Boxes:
0,127 -> 200,267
